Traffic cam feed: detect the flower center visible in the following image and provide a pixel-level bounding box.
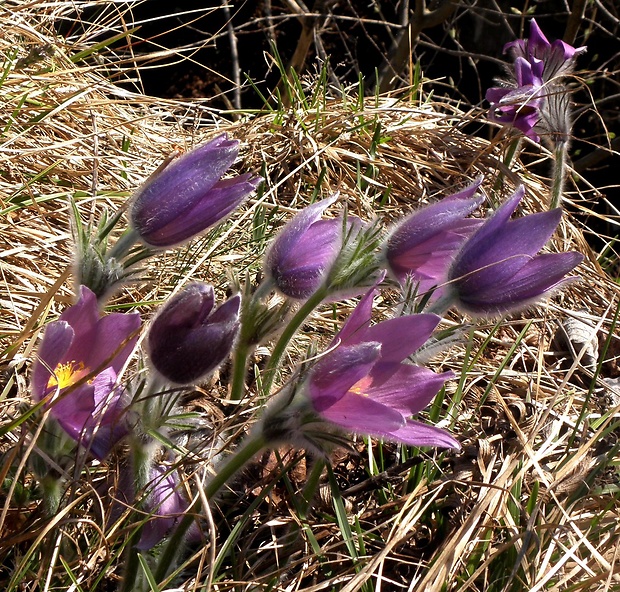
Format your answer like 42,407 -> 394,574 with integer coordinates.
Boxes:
47,360 -> 90,390
349,375 -> 372,397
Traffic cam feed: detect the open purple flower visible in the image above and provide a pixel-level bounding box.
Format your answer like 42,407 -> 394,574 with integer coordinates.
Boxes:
306,287 -> 459,448
486,19 -> 585,143
486,56 -> 545,141
31,285 -> 140,458
131,134 -> 261,247
137,463 -> 189,550
385,178 -> 484,294
446,186 -> 583,315
505,19 -> 586,81
148,283 -> 240,384
265,194 -> 343,299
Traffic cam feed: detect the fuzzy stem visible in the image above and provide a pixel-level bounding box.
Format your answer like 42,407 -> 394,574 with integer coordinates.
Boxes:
493,137 -> 523,193
153,432 -> 268,583
120,439 -> 157,592
108,228 -> 140,260
426,292 -> 456,317
262,286 -> 329,398
550,140 -> 568,210
229,336 -> 251,401
41,474 -> 63,516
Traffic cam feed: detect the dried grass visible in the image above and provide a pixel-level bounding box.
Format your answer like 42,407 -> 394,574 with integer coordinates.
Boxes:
1,3 -> 619,592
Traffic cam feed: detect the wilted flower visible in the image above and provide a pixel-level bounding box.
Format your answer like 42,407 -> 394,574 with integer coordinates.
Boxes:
265,194 -> 343,299
137,463 -> 189,550
31,285 -> 140,458
385,178 -> 484,294
446,186 -> 583,315
131,134 -> 261,247
148,283 -> 240,384
486,19 -> 585,143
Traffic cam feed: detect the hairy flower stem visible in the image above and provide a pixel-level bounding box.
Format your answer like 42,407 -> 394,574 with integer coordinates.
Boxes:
108,228 -> 140,260
153,432 -> 268,583
229,336 -> 251,401
550,140 -> 568,210
41,474 -> 62,516
493,137 -> 523,193
262,286 -> 329,398
120,439 -> 157,592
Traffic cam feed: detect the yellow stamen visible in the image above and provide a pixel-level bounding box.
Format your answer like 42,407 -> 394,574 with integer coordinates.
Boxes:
47,360 -> 89,390
349,375 -> 372,397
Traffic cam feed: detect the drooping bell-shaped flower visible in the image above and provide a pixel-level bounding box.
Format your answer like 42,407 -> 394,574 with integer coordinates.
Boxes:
31,285 -> 141,458
385,178 -> 484,295
486,56 -> 545,141
131,134 -> 261,247
148,283 -> 240,384
300,287 -> 459,448
265,194 -> 343,299
504,19 -> 586,81
446,186 -> 583,315
486,19 -> 585,143
137,463 -> 189,550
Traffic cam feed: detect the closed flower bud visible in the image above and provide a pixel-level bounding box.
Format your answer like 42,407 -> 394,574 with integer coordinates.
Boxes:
385,177 -> 484,296
148,283 -> 240,384
131,134 -> 261,247
265,194 -> 342,299
447,186 -> 583,315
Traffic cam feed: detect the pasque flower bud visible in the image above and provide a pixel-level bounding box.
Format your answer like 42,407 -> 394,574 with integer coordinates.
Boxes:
131,134 -> 261,247
148,283 -> 240,384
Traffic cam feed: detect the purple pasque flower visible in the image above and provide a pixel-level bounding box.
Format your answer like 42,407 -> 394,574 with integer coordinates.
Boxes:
306,287 -> 459,449
385,177 -> 484,295
487,19 -> 585,142
31,285 -> 140,458
486,56 -> 545,141
505,19 -> 586,81
148,283 -> 240,384
446,186 -> 583,315
137,463 -> 189,550
131,134 -> 261,247
265,193 -> 344,299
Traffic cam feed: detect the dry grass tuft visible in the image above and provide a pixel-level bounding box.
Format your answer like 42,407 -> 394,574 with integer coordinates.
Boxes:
1,3 -> 619,592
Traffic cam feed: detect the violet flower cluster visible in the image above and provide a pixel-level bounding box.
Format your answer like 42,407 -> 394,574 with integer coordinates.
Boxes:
486,19 -> 585,144
29,32 -> 585,578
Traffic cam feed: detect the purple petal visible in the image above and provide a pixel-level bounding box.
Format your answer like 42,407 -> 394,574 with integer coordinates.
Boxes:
389,220 -> 482,286
32,321 -> 74,400
75,310 -> 140,376
145,174 -> 260,247
270,218 -> 342,298
528,19 -> 551,53
318,391 -> 406,433
454,207 -> 561,282
458,252 -> 583,314
266,194 -> 339,278
360,314 -> 440,362
390,420 -> 461,448
333,285 -> 377,346
310,342 -> 381,412
131,135 -> 239,239
366,366 -> 454,415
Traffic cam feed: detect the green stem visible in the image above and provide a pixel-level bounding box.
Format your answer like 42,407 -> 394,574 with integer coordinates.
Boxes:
120,439 -> 156,592
229,336 -> 251,401
41,474 -> 62,516
426,292 -> 456,317
262,286 -> 328,397
153,432 -> 268,583
493,137 -> 523,193
550,141 -> 568,210
108,228 -> 139,260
